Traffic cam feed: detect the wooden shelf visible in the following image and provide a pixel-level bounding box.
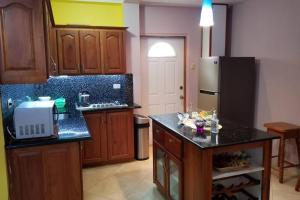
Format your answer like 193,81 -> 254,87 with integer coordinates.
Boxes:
213,164 -> 264,180
213,174 -> 260,200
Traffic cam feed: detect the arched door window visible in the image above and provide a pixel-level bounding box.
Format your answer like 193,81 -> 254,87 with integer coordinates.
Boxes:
148,42 -> 176,58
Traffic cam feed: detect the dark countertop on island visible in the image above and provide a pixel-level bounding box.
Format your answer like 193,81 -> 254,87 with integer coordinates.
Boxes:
150,113 -> 279,149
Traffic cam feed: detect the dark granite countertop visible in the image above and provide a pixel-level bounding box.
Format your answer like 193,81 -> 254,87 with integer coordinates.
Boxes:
150,113 -> 279,149
5,111 -> 91,149
5,104 -> 141,150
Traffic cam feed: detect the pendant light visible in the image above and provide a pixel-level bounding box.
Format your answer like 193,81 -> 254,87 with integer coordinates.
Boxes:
200,0 -> 214,27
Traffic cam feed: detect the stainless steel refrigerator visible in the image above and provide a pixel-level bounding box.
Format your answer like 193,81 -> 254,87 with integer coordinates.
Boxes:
198,56 -> 256,128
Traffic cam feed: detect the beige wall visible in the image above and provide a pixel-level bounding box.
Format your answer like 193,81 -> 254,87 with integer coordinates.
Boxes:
139,5 -> 202,109
230,0 -> 300,162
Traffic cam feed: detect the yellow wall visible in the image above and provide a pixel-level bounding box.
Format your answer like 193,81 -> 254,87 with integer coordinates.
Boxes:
0,106 -> 8,200
51,0 -> 124,26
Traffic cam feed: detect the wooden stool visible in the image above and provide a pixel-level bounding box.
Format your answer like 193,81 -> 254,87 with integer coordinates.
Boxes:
264,122 -> 300,183
296,176 -> 300,191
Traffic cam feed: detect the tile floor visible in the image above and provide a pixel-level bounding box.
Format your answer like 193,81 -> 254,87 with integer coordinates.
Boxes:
83,147 -> 300,200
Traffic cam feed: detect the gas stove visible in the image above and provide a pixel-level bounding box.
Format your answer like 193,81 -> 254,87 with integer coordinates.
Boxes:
76,102 -> 128,111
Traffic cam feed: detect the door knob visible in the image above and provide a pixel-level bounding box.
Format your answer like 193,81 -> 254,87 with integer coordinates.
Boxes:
180,95 -> 184,100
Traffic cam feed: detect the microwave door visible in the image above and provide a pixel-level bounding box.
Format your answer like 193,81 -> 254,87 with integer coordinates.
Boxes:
198,90 -> 219,112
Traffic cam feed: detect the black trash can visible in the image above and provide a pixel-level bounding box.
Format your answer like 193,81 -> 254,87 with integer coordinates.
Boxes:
134,114 -> 150,160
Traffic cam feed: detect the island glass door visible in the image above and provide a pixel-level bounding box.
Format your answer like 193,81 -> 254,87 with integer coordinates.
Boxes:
167,154 -> 182,200
154,143 -> 166,193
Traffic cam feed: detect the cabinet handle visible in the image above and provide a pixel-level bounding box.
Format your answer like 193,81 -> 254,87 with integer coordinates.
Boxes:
50,57 -> 57,72
156,129 -> 160,134
168,139 -> 173,143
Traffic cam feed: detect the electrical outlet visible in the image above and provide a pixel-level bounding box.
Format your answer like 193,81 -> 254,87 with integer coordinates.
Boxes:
7,98 -> 13,109
113,84 -> 121,89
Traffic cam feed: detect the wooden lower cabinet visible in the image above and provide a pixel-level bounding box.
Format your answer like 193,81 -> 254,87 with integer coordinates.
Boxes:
107,110 -> 134,161
82,109 -> 134,166
7,142 -> 82,200
82,112 -> 107,165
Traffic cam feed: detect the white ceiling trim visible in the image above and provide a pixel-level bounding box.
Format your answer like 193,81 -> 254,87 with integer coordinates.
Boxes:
125,0 -> 245,7
64,0 -> 124,3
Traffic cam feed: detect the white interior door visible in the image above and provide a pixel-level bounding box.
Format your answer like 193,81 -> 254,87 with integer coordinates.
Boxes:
141,38 -> 184,116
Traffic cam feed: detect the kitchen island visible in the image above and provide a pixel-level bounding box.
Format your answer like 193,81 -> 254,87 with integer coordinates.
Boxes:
150,113 -> 279,200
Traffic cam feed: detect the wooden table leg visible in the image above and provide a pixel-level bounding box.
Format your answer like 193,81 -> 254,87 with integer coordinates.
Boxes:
262,140 -> 272,200
296,176 -> 300,191
277,139 -> 281,167
279,137 -> 285,183
295,138 -> 300,165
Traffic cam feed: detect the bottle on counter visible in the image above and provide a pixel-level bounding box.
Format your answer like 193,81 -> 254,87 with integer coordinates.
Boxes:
210,110 -> 219,134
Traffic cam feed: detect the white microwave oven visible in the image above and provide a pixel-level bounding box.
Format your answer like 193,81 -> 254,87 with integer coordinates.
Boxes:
13,101 -> 57,139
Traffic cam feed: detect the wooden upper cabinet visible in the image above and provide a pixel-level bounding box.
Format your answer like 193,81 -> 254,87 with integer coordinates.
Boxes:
44,1 -> 58,76
80,30 -> 102,74
54,28 -> 126,75
101,30 -> 126,74
57,29 -> 80,75
0,0 -> 47,83
83,112 -> 107,166
107,110 -> 134,161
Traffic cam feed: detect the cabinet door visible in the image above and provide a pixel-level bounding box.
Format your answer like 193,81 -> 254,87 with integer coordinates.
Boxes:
57,29 -> 80,75
43,143 -> 82,200
7,147 -> 45,200
153,142 -> 167,195
101,30 -> 125,74
107,110 -> 134,161
44,1 -> 58,76
167,153 -> 182,200
7,143 -> 82,200
80,30 -> 102,74
83,112 -> 107,166
0,0 -> 47,83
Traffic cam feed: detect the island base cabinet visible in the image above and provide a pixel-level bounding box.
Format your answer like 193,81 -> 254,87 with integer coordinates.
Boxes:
153,142 -> 182,200
7,142 -> 82,200
153,142 -> 167,194
167,153 -> 182,200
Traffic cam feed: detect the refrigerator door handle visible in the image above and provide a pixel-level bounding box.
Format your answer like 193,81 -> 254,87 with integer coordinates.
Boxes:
199,90 -> 218,95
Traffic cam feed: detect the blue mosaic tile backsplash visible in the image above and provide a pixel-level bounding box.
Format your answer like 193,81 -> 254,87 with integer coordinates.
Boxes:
0,74 -> 133,123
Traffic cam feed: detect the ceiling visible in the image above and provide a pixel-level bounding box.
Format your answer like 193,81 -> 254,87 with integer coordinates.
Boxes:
124,0 -> 245,6
68,0 -> 245,6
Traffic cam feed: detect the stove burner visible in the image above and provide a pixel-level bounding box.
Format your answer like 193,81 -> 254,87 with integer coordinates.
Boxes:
76,102 -> 128,111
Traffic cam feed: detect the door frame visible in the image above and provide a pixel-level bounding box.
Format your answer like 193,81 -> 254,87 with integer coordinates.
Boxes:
140,34 -> 187,113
